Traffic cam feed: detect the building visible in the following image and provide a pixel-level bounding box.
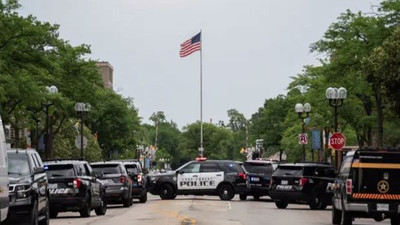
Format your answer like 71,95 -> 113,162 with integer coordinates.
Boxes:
96,61 -> 113,89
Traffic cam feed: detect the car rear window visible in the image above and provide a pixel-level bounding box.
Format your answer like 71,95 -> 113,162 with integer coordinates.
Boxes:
45,164 -> 75,177
91,164 -> 122,175
8,153 -> 31,176
243,162 -> 273,174
221,162 -> 243,173
125,164 -> 140,174
273,166 -> 303,177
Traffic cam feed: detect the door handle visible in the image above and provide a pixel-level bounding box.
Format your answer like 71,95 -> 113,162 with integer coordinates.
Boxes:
216,174 -> 222,177
192,175 -> 198,178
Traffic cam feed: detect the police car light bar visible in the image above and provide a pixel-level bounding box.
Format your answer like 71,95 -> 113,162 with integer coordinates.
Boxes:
195,156 -> 207,161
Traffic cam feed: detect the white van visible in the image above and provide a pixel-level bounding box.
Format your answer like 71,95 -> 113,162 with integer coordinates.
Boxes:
0,115 -> 9,222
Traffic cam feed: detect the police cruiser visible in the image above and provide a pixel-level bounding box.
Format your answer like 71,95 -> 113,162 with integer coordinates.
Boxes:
147,159 -> 248,200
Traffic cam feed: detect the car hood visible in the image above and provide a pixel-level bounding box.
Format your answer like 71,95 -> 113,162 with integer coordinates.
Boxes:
9,175 -> 32,185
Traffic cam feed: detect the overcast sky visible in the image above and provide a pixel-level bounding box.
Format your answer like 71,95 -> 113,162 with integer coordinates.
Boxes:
19,0 -> 378,128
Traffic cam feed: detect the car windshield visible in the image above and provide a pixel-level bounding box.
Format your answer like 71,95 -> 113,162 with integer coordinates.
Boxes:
91,164 -> 122,175
243,162 -> 273,174
8,153 -> 30,176
45,164 -> 75,177
273,166 -> 303,177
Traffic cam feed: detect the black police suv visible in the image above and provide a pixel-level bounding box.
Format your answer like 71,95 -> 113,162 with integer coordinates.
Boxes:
147,159 -> 248,201
269,162 -> 336,210
6,149 -> 49,225
45,160 -> 107,218
116,160 -> 148,203
332,150 -> 400,225
90,162 -> 133,207
239,160 -> 275,200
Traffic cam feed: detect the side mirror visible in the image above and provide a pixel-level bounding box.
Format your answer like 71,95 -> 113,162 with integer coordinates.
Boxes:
177,170 -> 184,175
34,167 -> 45,174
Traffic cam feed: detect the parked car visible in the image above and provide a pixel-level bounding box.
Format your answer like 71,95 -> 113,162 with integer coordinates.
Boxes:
332,149 -> 400,225
239,160 -> 275,200
5,149 -> 49,225
147,159 -> 248,201
114,160 -> 147,203
90,162 -> 133,207
0,115 -> 8,223
44,160 -> 107,218
269,162 -> 337,210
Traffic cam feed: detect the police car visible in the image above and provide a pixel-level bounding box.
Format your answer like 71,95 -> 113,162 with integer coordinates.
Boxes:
147,159 -> 248,200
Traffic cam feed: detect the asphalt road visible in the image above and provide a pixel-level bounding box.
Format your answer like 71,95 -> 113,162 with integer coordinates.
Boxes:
49,195 -> 389,225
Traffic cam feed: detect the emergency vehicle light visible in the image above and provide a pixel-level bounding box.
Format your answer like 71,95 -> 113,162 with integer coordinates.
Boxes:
195,157 -> 207,161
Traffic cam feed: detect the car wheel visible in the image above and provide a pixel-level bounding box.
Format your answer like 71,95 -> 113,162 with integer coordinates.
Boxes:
95,197 -> 107,216
391,215 -> 399,225
341,207 -> 352,225
309,191 -> 325,210
275,201 -> 288,209
49,210 -> 58,219
159,184 -> 175,200
39,198 -> 50,225
239,194 -> 247,201
139,193 -> 147,203
253,195 -> 260,201
218,184 -> 234,201
331,201 -> 341,225
80,194 -> 92,217
30,199 -> 39,225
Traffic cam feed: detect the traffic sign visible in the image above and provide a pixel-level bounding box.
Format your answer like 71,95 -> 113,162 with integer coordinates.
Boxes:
330,132 -> 346,150
298,133 -> 308,145
75,136 -> 88,149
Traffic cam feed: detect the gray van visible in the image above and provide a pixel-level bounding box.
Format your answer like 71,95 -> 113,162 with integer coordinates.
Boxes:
0,115 -> 9,222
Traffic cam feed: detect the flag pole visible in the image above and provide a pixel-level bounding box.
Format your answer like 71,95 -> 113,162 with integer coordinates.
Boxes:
200,30 -> 204,158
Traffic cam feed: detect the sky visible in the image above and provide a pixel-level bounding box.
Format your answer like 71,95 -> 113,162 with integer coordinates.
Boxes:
19,0 -> 378,128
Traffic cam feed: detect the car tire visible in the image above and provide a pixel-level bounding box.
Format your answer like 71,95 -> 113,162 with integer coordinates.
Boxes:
139,192 -> 147,203
39,198 -> 50,225
391,215 -> 399,225
95,197 -> 107,216
80,194 -> 92,217
49,210 -> 58,219
309,190 -> 326,210
159,184 -> 175,200
30,199 -> 39,225
275,201 -> 288,209
253,195 -> 260,201
218,184 -> 234,201
341,208 -> 352,225
239,194 -> 247,201
331,202 -> 341,225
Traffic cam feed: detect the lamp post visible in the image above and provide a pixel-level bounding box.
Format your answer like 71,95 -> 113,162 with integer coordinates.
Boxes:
295,103 -> 311,162
75,102 -> 91,159
326,87 -> 347,167
43,85 -> 58,160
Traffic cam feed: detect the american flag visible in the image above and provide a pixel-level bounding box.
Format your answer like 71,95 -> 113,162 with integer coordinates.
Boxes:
180,32 -> 201,57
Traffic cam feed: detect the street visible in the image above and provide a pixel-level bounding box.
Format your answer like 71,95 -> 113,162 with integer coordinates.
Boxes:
50,195 -> 389,225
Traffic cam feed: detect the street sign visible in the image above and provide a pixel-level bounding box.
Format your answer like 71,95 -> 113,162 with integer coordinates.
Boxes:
75,136 -> 88,149
298,133 -> 308,145
330,132 -> 346,150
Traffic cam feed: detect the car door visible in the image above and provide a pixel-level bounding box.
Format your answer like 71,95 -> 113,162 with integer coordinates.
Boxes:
84,163 -> 100,206
177,162 -> 201,191
199,162 -> 224,192
30,152 -> 47,211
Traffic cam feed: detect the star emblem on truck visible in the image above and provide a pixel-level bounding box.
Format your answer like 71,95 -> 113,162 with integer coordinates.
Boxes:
377,180 -> 389,194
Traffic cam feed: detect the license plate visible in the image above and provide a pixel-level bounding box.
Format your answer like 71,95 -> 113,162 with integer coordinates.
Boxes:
281,180 -> 288,185
48,184 -> 57,189
251,177 -> 260,182
377,204 -> 389,211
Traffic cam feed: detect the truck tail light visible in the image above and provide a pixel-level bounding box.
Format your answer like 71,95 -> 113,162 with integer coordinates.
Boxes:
73,179 -> 82,188
239,172 -> 247,180
120,175 -> 127,184
299,177 -> 308,186
137,174 -> 143,183
346,179 -> 353,195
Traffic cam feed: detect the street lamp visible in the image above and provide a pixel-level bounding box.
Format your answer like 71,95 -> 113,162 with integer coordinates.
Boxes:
43,85 -> 58,160
326,87 -> 347,167
75,102 -> 91,159
295,103 -> 311,162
